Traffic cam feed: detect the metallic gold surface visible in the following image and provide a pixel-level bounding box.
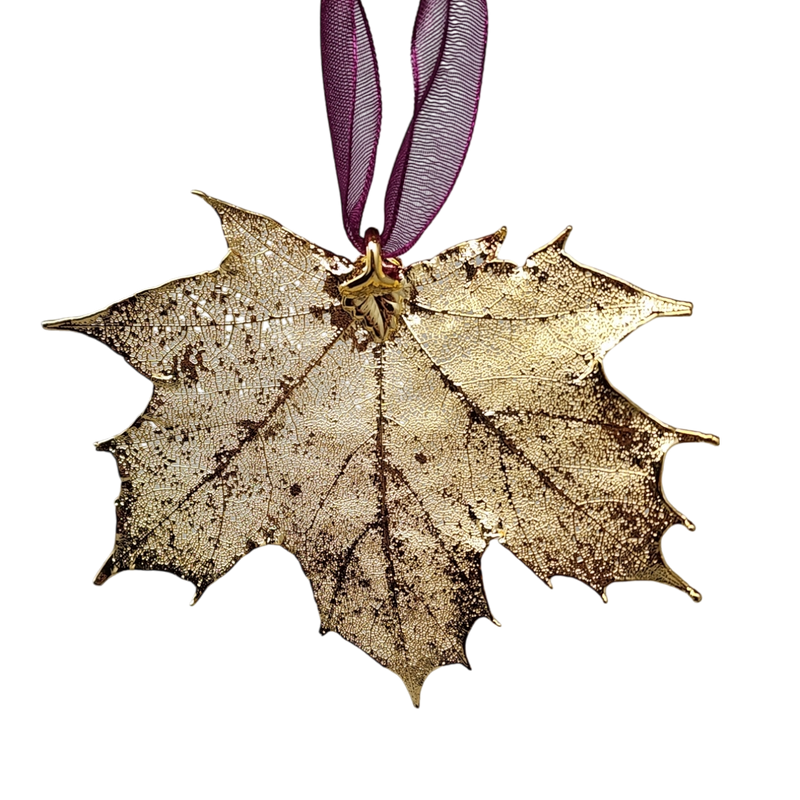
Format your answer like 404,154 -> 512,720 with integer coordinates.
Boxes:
339,228 -> 408,342
44,194 -> 718,705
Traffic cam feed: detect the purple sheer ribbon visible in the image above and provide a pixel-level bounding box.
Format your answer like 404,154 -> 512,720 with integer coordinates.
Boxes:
321,0 -> 488,257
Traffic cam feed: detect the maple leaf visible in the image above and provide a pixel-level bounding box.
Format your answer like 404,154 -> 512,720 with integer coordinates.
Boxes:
44,193 -> 718,705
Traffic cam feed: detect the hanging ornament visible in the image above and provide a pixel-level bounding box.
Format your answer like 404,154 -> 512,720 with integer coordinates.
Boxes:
44,0 -> 718,706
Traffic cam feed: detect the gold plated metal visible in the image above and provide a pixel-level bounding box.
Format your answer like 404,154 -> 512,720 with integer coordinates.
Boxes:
339,228 -> 409,342
362,228 -> 395,284
43,194 -> 718,706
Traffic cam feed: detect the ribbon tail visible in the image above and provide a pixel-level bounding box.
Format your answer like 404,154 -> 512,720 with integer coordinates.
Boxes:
382,0 -> 488,257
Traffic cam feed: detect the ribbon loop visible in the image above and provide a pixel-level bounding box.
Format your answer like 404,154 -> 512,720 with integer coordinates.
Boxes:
321,0 -> 488,257
321,0 -> 382,253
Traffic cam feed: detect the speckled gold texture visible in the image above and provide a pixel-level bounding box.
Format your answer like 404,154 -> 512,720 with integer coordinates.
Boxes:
44,193 -> 717,705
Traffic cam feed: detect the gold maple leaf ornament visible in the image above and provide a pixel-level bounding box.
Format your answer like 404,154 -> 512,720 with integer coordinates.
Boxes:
45,194 -> 718,705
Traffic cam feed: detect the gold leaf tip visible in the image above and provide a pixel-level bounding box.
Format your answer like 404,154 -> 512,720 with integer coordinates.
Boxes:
682,517 -> 697,532
494,222 -> 511,244
676,429 -> 720,446
556,222 -> 576,251
404,680 -> 422,708
668,579 -> 706,606
601,591 -> 609,604
551,225 -> 573,251
42,318 -> 71,330
186,186 -> 208,203
656,565 -> 700,599
89,547 -> 119,589
686,586 -> 706,606
39,317 -> 65,333
492,617 -> 502,628
649,295 -> 693,318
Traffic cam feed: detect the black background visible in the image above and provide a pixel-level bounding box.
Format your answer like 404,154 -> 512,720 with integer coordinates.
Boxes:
31,2 -> 725,736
